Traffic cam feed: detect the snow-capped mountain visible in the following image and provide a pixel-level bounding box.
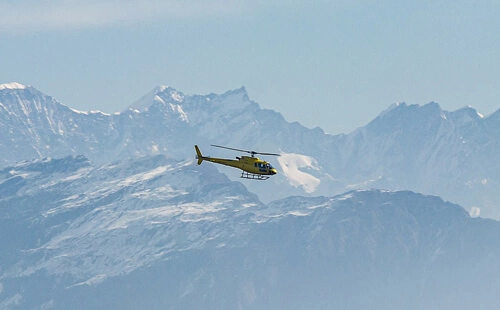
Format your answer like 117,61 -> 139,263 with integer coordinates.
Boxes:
1,83 -> 500,218
1,156 -> 499,309
336,102 -> 500,218
0,82 -> 334,202
0,155 -> 261,281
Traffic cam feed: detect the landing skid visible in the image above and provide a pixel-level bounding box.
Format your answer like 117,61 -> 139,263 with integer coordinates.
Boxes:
241,171 -> 270,180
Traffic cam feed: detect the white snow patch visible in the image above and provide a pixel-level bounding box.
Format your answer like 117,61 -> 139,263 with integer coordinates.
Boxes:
89,110 -> 110,116
171,92 -> 184,102
288,210 -> 311,217
470,207 -> 480,218
59,168 -> 91,182
68,108 -> 110,116
151,144 -> 160,155
337,193 -> 354,201
116,165 -> 170,186
69,107 -> 88,115
169,103 -> 188,122
154,95 -> 166,105
157,85 -> 168,92
6,171 -> 30,179
71,274 -> 108,287
242,203 -> 258,208
224,195 -> 243,201
0,82 -> 26,90
307,202 -> 330,210
277,152 -> 320,193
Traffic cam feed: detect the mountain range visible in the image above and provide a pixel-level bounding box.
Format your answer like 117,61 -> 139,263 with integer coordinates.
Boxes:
1,155 -> 499,309
1,82 -> 499,218
1,82 -> 500,309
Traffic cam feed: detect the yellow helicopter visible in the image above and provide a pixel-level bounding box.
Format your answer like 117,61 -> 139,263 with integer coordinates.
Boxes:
195,144 -> 279,180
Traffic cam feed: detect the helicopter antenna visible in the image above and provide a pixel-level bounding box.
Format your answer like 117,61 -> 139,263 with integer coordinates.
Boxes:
211,144 -> 280,157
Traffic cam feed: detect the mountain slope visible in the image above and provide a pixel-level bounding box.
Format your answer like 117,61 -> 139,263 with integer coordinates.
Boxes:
0,155 -> 261,282
0,157 -> 499,309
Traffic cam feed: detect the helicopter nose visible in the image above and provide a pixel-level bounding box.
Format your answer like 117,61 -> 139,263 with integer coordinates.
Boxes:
270,168 -> 277,175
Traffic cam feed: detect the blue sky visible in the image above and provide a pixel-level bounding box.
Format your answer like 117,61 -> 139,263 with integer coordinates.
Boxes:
1,0 -> 499,134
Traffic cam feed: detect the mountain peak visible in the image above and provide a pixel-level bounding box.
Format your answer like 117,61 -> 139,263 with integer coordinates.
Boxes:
370,102 -> 444,129
377,102 -> 487,123
126,85 -> 250,113
448,105 -> 483,123
220,86 -> 248,100
127,85 -> 184,112
377,102 -> 407,118
422,101 -> 442,111
0,82 -> 27,90
0,82 -> 67,111
157,85 -> 184,102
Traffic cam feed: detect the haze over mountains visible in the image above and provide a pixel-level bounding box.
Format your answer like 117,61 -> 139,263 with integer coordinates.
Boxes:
1,83 -> 499,218
1,82 -> 500,309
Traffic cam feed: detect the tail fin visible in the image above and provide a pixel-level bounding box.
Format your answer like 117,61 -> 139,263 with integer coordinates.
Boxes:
194,145 -> 204,165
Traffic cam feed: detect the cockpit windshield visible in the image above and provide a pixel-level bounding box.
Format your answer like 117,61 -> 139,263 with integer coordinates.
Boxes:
258,162 -> 274,170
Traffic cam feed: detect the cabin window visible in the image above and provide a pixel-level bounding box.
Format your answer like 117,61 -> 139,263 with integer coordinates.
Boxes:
254,163 -> 257,167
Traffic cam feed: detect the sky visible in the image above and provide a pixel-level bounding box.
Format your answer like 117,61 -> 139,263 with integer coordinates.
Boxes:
1,0 -> 500,134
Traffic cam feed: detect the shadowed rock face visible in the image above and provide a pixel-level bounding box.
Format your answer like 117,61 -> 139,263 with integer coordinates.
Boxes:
1,156 -> 499,310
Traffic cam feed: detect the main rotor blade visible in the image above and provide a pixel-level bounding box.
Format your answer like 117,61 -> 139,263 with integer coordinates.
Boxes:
211,144 -> 280,156
253,151 -> 281,156
211,144 -> 251,154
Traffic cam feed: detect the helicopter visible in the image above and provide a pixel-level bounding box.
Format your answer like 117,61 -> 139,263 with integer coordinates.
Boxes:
195,144 -> 279,180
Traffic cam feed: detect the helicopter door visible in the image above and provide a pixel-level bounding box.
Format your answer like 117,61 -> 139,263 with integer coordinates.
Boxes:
258,163 -> 267,173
